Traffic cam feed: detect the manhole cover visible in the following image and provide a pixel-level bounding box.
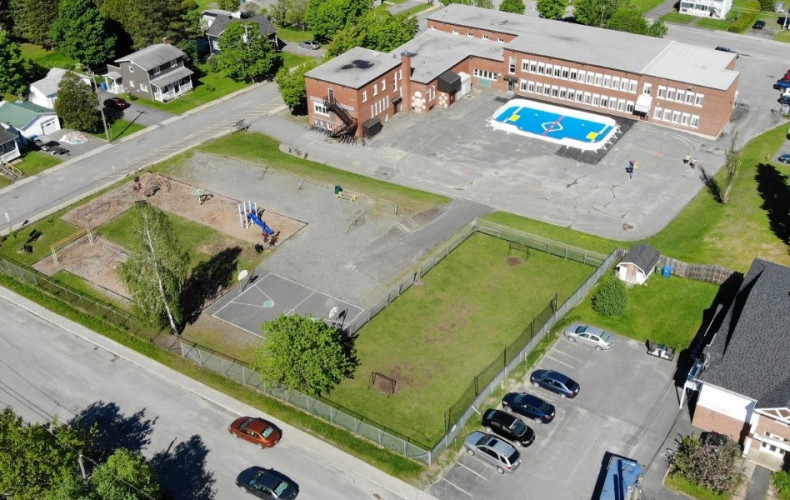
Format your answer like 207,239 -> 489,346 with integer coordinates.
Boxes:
623,223 -> 634,230
263,300 -> 275,308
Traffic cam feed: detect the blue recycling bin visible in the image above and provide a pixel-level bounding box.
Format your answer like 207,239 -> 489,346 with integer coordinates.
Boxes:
662,266 -> 672,277
100,82 -> 107,91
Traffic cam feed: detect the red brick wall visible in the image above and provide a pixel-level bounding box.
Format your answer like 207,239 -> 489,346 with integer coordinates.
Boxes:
426,21 -> 518,43
754,415 -> 790,442
692,405 -> 749,443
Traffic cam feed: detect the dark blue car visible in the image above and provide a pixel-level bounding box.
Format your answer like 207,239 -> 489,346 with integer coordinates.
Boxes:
530,369 -> 580,399
502,392 -> 556,423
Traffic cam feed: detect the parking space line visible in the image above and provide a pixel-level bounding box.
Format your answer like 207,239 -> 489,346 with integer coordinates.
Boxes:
544,354 -> 575,369
457,460 -> 489,480
440,477 -> 473,497
550,347 -> 582,362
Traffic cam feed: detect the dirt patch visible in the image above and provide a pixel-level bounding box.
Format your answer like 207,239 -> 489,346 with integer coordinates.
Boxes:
61,173 -> 306,247
507,256 -> 523,266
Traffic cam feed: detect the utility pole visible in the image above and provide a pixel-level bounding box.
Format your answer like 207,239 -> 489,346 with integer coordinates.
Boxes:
87,67 -> 111,143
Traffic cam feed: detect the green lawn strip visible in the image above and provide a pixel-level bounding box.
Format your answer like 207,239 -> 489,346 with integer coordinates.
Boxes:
566,273 -> 719,348
0,217 -> 80,266
644,123 -> 790,272
193,132 -> 451,215
0,152 -> 62,188
126,70 -> 247,115
20,43 -> 79,70
629,0 -> 667,14
395,3 -> 435,18
281,52 -> 317,70
0,272 -> 426,483
107,119 -> 147,141
276,27 -> 316,43
665,474 -> 730,500
660,12 -> 698,23
327,233 -> 594,445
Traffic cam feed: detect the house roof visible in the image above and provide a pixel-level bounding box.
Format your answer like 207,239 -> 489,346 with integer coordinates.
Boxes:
619,244 -> 660,274
0,101 -> 56,130
429,4 -> 738,91
0,127 -> 17,144
115,44 -> 186,71
699,259 -> 790,409
305,47 -> 402,89
206,14 -> 276,38
31,68 -> 67,97
149,66 -> 194,88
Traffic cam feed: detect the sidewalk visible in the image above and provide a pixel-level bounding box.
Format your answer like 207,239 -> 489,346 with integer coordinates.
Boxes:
0,285 -> 437,500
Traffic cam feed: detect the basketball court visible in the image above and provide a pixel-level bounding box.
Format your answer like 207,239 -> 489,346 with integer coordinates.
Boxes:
208,272 -> 365,337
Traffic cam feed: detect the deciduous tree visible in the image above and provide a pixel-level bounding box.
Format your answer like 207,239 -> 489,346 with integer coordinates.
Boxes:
23,0 -> 59,47
51,0 -> 116,67
605,7 -> 648,33
500,0 -> 526,14
669,434 -> 742,495
119,202 -> 190,335
253,314 -> 357,397
54,71 -> 101,132
271,0 -> 309,29
218,0 -> 241,11
0,30 -> 28,96
721,134 -> 740,203
121,0 -> 201,50
305,0 -> 372,40
536,0 -> 568,20
573,0 -> 620,27
214,21 -> 281,82
90,449 -> 161,500
326,9 -> 417,57
276,59 -> 316,109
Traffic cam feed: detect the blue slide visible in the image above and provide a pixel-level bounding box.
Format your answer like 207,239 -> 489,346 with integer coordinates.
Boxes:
247,211 -> 274,235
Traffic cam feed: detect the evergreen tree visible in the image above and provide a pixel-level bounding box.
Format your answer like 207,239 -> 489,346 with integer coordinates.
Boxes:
54,71 -> 102,132
51,0 -> 116,67
124,0 -> 200,50
25,0 -> 59,47
0,31 -> 28,97
119,202 -> 190,335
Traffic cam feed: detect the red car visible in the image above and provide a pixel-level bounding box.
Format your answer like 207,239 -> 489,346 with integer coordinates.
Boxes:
103,97 -> 130,110
229,417 -> 281,448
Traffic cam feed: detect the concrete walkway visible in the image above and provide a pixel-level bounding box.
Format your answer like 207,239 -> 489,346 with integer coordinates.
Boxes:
745,465 -> 772,500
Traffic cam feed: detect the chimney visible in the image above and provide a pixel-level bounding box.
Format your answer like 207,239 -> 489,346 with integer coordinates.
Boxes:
400,52 -> 412,114
162,37 -> 169,44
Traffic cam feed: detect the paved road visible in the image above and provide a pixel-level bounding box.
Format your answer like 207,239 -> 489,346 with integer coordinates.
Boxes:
0,286 -> 433,500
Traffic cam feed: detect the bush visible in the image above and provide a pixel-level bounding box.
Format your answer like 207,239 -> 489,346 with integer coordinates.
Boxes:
775,470 -> 790,500
591,275 -> 627,316
669,434 -> 743,495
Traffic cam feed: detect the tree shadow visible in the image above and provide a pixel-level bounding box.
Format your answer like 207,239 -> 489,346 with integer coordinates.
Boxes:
68,401 -> 157,461
338,330 -> 360,379
150,434 -> 216,500
698,166 -> 722,203
755,163 -> 790,245
180,246 -> 242,326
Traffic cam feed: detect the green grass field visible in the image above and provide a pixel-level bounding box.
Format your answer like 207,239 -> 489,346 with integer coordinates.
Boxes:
19,43 -> 79,70
326,233 -> 594,445
0,152 -> 62,189
89,119 -> 147,143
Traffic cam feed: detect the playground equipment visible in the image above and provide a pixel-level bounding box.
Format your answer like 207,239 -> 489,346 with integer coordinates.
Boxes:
334,185 -> 357,202
191,189 -> 212,205
51,229 -> 94,264
238,201 -> 274,235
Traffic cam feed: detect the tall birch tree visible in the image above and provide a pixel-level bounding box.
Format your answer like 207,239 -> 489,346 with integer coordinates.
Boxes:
119,202 -> 189,334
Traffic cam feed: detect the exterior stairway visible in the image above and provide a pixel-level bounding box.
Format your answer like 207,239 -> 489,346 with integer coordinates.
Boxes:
324,97 -> 358,138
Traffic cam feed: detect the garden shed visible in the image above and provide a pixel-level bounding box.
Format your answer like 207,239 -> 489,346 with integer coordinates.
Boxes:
616,244 -> 660,285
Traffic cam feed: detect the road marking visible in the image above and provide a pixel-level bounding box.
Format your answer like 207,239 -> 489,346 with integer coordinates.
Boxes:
544,355 -> 574,368
550,348 -> 581,362
457,460 -> 488,480
440,477 -> 473,497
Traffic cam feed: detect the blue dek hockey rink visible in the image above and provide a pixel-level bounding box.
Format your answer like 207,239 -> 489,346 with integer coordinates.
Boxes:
490,98 -> 618,151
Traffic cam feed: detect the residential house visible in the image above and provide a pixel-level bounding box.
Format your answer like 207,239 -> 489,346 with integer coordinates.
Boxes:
29,68 -> 92,109
105,44 -> 194,102
304,4 -> 739,139
201,9 -> 239,31
0,127 -> 21,164
616,244 -> 660,285
686,259 -> 790,468
0,101 -> 61,139
206,14 -> 278,55
678,0 -> 732,20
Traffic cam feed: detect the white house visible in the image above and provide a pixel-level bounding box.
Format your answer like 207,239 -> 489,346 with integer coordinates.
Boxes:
678,0 -> 732,20
29,68 -> 92,109
0,101 -> 61,139
615,244 -> 660,285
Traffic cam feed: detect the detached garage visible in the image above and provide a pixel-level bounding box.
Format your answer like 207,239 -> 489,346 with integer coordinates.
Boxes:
616,244 -> 660,285
0,101 -> 61,140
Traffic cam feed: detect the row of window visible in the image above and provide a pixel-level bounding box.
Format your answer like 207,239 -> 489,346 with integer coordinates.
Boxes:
657,85 -> 705,107
474,69 -> 498,80
446,27 -> 505,43
362,70 -> 402,103
370,95 -> 390,117
653,106 -> 700,128
519,79 -> 635,114
516,58 -> 639,94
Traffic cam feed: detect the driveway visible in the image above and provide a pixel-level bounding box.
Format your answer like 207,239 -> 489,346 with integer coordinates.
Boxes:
429,334 -> 681,500
98,90 -> 174,127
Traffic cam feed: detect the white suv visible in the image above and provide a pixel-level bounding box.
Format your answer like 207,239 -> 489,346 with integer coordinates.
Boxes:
463,431 -> 522,473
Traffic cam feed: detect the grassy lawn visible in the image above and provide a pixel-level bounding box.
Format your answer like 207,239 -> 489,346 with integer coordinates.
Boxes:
89,119 -> 147,143
0,217 -> 79,266
327,233 -> 595,445
395,3 -> 435,18
660,12 -> 698,23
665,474 -> 731,500
128,69 -> 247,115
281,52 -> 317,70
191,132 -> 450,215
276,27 -> 316,43
630,0 -> 667,13
0,152 -> 62,189
19,43 -> 79,70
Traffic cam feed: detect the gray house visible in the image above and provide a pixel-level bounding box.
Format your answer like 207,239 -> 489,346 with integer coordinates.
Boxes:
105,44 -> 194,102
616,244 -> 660,285
206,15 -> 278,55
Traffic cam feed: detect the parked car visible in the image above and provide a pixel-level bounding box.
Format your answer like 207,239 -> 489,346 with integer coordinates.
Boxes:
229,417 -> 281,449
236,467 -> 298,499
103,97 -> 130,110
779,94 -> 790,106
714,46 -> 738,57
482,408 -> 535,447
564,323 -> 613,350
753,19 -> 766,29
530,369 -> 580,399
463,431 -> 522,474
502,392 -> 555,423
38,140 -> 70,156
778,153 -> 790,164
774,79 -> 790,90
298,40 -> 321,50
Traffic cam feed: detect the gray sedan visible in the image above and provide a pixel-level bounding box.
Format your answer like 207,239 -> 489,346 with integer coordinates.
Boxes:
564,323 -> 613,350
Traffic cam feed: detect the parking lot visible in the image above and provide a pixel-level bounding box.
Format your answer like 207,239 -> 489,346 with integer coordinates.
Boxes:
429,333 -> 681,500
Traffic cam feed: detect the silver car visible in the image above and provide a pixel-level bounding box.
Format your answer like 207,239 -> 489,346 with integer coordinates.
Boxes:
564,323 -> 613,350
463,431 -> 521,474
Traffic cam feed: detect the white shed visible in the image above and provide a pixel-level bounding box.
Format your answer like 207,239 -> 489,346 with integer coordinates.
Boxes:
616,244 -> 660,285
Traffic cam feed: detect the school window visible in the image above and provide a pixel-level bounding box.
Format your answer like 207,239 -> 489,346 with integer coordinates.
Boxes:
654,107 -> 662,119
543,85 -> 551,96
657,86 -> 666,99
695,94 -> 704,106
594,73 -> 602,86
570,69 -> 577,80
537,63 -> 545,75
626,101 -> 633,112
583,92 -> 591,104
592,94 -> 600,106
620,79 -> 629,91
586,72 -> 594,84
381,79 -> 386,91
129,66 -> 134,73
663,109 -> 671,121
374,84 -> 378,96
129,80 -> 135,88
666,88 -> 675,100
362,90 -> 367,102
522,60 -> 530,72
612,77 -> 620,90
394,74 -> 398,91
686,92 -> 694,104
474,69 -> 497,80
520,79 -> 528,91
681,113 -> 690,125
576,92 -> 583,102
530,61 -> 537,73
609,98 -> 617,110
672,111 -> 681,123
370,105 -> 374,116
452,29 -> 458,34
617,99 -> 625,111
577,70 -> 585,83
535,82 -> 543,94
676,90 -> 685,103
603,75 -> 612,88
498,38 -> 504,43
567,89 -> 575,101
629,80 -> 637,93
554,66 -> 561,78
643,82 -> 652,95
527,81 -> 535,93
545,64 -> 553,76
314,103 -> 329,115
509,56 -> 516,74
483,34 -> 489,40
559,87 -> 567,99
551,86 -> 559,97
600,96 -> 608,108
690,115 -> 700,127
561,67 -> 569,79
